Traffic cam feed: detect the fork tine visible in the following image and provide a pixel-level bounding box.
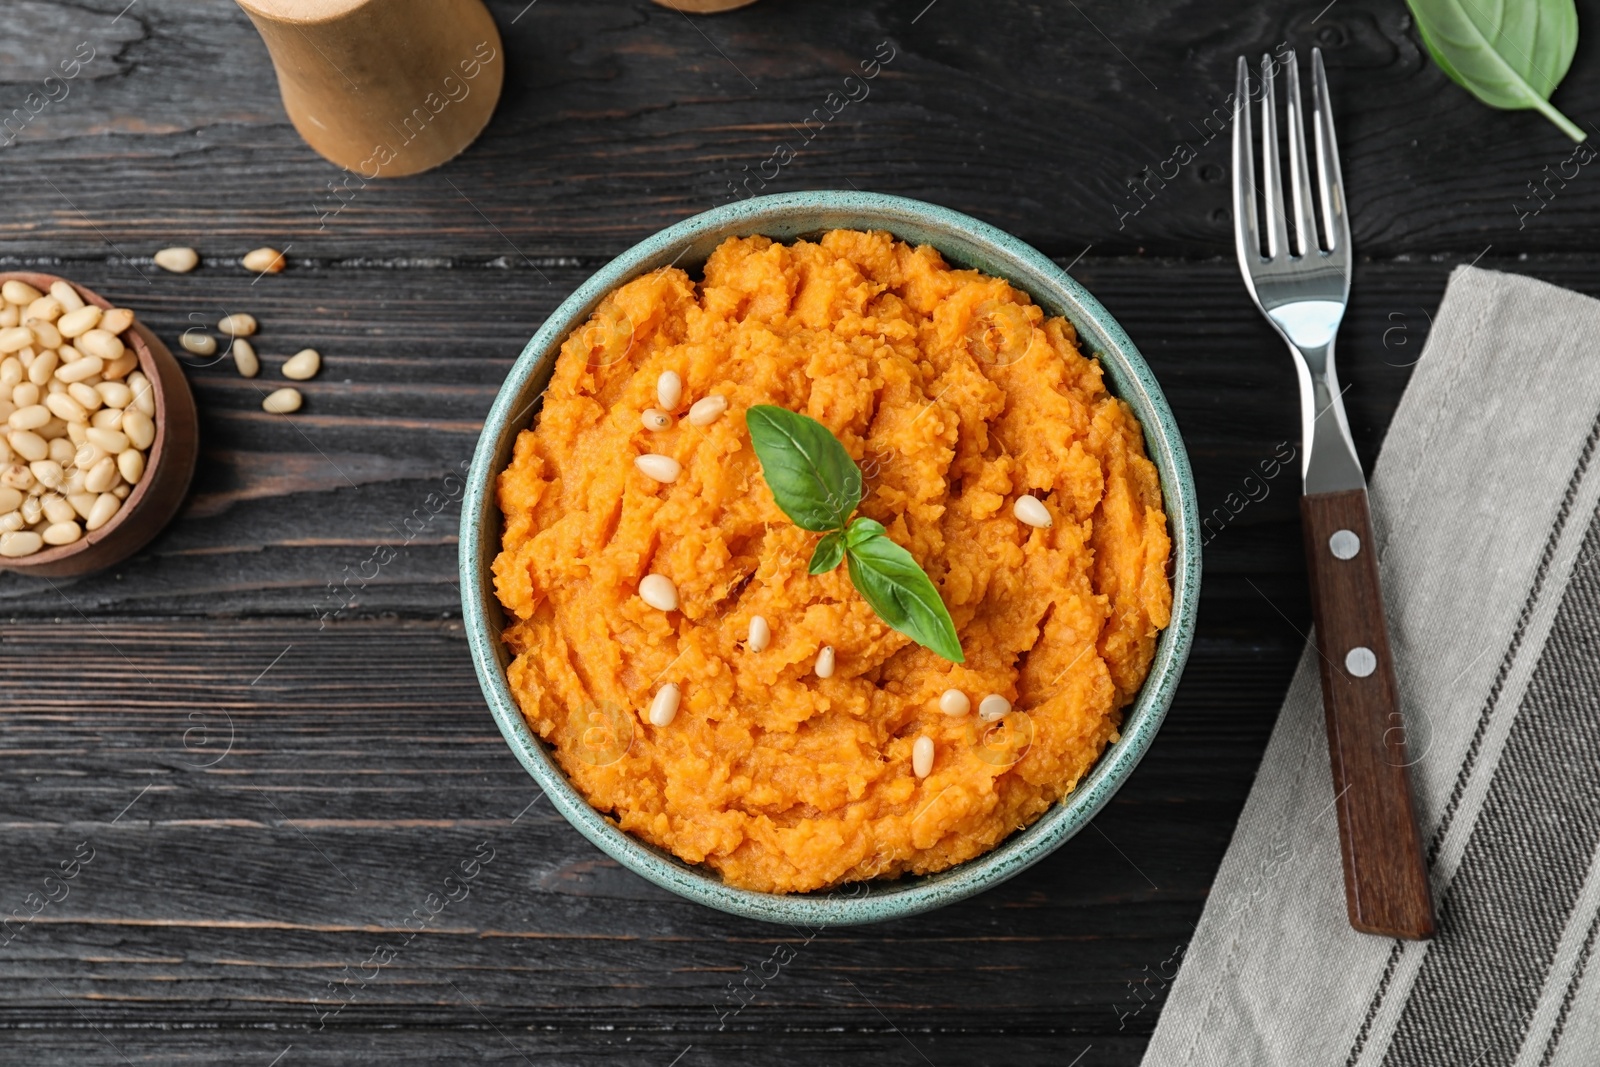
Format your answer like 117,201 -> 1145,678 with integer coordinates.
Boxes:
1284,50 -> 1319,255
1258,54 -> 1289,260
1311,48 -> 1349,255
1231,56 -> 1260,262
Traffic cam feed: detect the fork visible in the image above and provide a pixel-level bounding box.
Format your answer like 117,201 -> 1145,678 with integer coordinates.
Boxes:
1231,48 -> 1435,940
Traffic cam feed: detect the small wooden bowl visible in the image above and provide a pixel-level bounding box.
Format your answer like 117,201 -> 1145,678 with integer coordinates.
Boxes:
0,272 -> 198,577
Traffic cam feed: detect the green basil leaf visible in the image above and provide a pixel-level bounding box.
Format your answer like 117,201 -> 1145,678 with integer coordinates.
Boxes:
809,530 -> 846,575
843,518 -> 964,663
746,405 -> 862,533
1406,0 -> 1583,141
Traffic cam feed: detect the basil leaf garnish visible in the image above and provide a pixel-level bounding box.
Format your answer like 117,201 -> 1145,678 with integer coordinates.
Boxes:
809,530 -> 846,575
745,405 -> 861,532
844,518 -> 965,663
1406,0 -> 1582,141
746,406 -> 964,662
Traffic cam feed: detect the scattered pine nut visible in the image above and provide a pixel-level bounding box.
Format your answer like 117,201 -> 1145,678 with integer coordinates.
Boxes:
656,370 -> 682,410
121,409 -> 155,450
1,463 -> 33,490
747,614 -> 770,652
242,247 -> 287,274
117,448 -> 144,484
45,393 -> 86,424
96,382 -> 132,409
86,427 -> 128,453
41,494 -> 73,525
76,329 -> 124,363
43,521 -> 81,545
73,442 -> 105,470
153,247 -> 199,273
101,352 -> 138,380
641,408 -> 673,432
649,683 -> 681,727
639,573 -> 679,612
939,689 -> 970,716
25,297 -> 63,324
634,454 -> 681,483
49,282 -> 84,313
27,350 -> 58,387
28,322 -> 63,351
0,530 -> 43,557
84,456 -> 117,494
1,281 -> 42,305
232,339 -> 260,378
0,327 -> 35,354
70,382 -> 104,412
912,735 -> 935,779
9,405 -> 49,431
57,305 -> 101,338
85,491 -> 119,531
1013,494 -> 1052,529
978,694 -> 1012,722
28,460 -> 63,490
687,394 -> 728,426
282,348 -> 320,380
55,355 -> 103,384
129,373 -> 155,416
261,387 -> 302,414
217,313 -> 257,338
180,332 -> 217,357
815,645 -> 836,679
8,430 -> 47,462
99,308 -> 134,336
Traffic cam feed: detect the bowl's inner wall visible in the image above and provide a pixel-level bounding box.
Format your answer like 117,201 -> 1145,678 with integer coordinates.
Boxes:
468,195 -> 1196,924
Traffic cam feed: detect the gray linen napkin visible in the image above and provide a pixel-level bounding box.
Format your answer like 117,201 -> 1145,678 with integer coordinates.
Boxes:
1142,265 -> 1600,1067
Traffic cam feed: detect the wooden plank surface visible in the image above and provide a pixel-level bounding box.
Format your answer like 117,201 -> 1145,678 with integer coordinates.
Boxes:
3,0 -> 1596,1062
0,620 -> 1278,1062
0,254 -> 1508,619
0,0 -> 1596,261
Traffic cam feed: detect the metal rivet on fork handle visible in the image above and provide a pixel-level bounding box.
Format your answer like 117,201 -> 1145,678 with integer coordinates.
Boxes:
1329,529 -> 1360,559
1345,646 -> 1376,677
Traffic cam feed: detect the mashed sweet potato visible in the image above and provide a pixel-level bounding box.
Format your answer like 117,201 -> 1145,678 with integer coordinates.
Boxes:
493,229 -> 1171,894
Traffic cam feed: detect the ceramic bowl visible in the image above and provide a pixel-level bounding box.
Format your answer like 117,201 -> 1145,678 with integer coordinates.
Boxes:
461,191 -> 1200,925
0,272 -> 197,577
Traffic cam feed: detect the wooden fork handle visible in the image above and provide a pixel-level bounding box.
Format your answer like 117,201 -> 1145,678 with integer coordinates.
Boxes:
1301,489 -> 1435,940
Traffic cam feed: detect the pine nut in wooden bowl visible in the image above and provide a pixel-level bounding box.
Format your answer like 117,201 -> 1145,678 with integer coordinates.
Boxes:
0,272 -> 198,578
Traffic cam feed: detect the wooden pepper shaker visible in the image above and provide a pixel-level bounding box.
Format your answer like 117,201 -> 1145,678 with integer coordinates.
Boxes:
235,0 -> 504,178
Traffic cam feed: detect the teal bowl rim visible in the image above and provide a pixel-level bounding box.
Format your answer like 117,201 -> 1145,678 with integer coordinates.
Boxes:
461,191 -> 1200,926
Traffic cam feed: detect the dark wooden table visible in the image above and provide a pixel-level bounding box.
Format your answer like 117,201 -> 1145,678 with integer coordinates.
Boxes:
3,1 -> 1596,1063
